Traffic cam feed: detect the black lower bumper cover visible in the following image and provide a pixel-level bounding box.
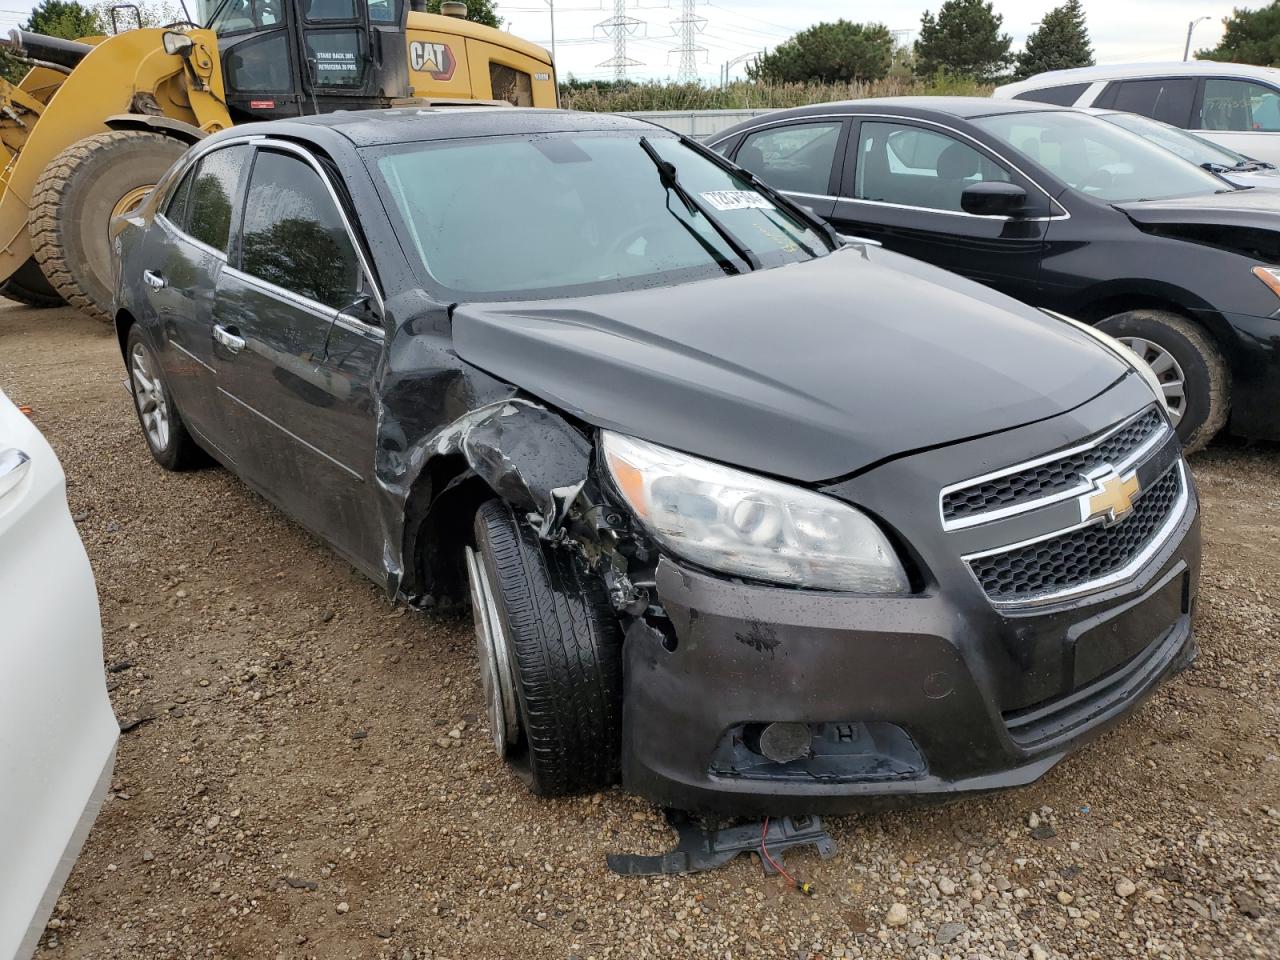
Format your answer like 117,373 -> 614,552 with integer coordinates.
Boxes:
620,512 -> 1200,816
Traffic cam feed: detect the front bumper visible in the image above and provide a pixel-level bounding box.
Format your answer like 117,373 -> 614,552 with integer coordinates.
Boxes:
619,381 -> 1200,815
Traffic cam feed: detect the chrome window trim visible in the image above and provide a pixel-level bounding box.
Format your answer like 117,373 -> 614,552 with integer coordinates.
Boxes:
156,211 -> 229,262
833,196 -> 1058,223
939,407 -> 1170,531
222,263 -> 385,340
157,133 -> 386,318
709,111 -> 1070,220
961,459 -> 1189,610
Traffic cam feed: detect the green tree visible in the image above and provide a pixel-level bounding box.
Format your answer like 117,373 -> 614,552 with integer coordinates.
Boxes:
1198,3 -> 1280,65
423,0 -> 501,29
915,0 -> 1012,82
746,20 -> 894,84
23,0 -> 100,37
1014,0 -> 1093,79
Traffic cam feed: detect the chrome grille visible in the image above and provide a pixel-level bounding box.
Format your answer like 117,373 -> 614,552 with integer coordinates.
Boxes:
941,408 -> 1166,528
969,462 -> 1184,604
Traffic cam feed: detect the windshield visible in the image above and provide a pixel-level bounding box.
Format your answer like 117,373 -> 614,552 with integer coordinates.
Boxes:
367,132 -> 831,301
1102,112 -> 1253,169
974,110 -> 1231,203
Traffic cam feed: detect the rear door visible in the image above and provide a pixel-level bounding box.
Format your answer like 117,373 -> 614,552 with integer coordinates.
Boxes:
138,143 -> 251,461
831,118 -> 1051,303
212,143 -> 386,575
727,118 -> 848,219
1190,77 -> 1280,162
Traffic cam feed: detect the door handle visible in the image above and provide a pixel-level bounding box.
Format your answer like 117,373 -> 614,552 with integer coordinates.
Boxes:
0,447 -> 31,500
213,324 -> 246,354
142,269 -> 166,289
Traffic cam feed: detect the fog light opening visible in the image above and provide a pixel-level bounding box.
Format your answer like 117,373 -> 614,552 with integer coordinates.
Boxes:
745,721 -> 812,763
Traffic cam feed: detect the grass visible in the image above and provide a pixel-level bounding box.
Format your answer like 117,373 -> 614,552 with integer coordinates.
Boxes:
557,75 -> 993,112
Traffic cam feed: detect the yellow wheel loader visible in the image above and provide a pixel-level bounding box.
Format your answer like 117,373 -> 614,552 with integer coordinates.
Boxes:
0,0 -> 556,320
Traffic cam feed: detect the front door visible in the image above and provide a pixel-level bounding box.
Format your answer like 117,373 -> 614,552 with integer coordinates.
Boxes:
831,119 -> 1050,304
212,144 -> 386,575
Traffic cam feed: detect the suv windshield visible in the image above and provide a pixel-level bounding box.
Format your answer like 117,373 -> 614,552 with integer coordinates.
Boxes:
974,110 -> 1231,203
1101,111 -> 1258,170
367,132 -> 831,301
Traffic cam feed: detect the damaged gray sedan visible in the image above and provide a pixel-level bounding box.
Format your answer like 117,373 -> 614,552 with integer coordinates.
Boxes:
113,108 -> 1200,815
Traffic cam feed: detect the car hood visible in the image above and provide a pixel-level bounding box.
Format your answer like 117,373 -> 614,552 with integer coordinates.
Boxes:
1116,185 -> 1280,230
450,247 -> 1129,483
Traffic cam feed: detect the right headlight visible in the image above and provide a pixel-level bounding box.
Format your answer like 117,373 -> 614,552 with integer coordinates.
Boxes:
601,431 -> 910,593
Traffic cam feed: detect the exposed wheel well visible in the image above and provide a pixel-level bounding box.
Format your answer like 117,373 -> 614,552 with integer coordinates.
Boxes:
403,456 -> 494,609
1072,292 -> 1234,364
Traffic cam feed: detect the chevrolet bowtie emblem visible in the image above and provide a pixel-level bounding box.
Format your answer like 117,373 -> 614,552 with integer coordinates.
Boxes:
1081,468 -> 1141,525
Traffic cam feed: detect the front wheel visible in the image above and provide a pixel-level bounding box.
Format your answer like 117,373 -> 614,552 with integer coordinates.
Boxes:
1096,309 -> 1229,454
468,499 -> 624,797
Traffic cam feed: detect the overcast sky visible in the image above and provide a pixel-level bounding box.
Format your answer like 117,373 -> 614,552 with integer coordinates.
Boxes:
0,0 -> 1242,83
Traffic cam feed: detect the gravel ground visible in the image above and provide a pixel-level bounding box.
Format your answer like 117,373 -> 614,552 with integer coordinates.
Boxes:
2,300 -> 1277,960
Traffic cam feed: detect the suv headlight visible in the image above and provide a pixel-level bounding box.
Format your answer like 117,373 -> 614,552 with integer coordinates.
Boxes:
1042,309 -> 1167,411
601,432 -> 909,593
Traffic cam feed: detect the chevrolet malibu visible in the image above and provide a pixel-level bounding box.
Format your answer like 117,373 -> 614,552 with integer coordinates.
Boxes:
113,108 -> 1199,814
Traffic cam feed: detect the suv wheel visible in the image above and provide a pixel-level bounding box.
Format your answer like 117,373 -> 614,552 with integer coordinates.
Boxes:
467,499 -> 623,796
1096,309 -> 1229,454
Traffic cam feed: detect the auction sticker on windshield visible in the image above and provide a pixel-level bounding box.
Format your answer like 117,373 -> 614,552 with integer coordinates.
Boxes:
700,190 -> 775,211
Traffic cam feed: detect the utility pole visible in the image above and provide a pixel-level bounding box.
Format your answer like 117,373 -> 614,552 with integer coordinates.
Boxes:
671,0 -> 707,83
596,0 -> 644,80
721,49 -> 761,87
1184,16 -> 1210,61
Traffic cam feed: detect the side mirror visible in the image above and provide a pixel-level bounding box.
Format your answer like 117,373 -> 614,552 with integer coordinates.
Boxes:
961,181 -> 1032,218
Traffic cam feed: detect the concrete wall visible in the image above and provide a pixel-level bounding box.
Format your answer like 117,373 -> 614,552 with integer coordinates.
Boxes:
617,109 -> 776,140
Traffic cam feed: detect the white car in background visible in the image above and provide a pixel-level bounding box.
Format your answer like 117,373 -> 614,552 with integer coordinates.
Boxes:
994,62 -> 1280,163
0,391 -> 116,960
1088,108 -> 1280,189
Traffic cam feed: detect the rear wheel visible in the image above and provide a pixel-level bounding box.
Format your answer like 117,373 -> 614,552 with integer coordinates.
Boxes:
1096,309 -> 1229,454
126,325 -> 202,471
30,131 -> 187,323
0,256 -> 64,307
468,499 -> 623,796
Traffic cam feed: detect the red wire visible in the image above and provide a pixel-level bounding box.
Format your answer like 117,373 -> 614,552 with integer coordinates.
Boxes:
760,816 -> 801,887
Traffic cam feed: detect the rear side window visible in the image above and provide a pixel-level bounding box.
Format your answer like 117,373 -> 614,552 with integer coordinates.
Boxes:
240,149 -> 361,310
1012,82 -> 1089,107
187,145 -> 249,253
736,122 -> 841,195
1097,78 -> 1196,127
163,166 -> 195,229
1201,78 -> 1280,132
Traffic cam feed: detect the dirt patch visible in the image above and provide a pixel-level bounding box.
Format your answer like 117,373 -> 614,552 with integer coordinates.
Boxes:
2,300 -> 1276,960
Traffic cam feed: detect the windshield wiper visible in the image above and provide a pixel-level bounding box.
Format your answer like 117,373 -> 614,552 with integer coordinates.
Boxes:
638,137 -> 762,271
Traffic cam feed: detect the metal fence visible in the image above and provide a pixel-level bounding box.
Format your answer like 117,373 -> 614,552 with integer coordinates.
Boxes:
617,109 -> 776,140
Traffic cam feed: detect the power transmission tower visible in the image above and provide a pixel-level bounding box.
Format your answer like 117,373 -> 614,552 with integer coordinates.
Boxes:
596,0 -> 645,80
670,0 -> 707,82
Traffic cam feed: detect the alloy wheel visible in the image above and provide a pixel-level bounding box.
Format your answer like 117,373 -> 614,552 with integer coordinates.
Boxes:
130,341 -> 170,452
464,545 -> 521,756
1117,336 -> 1186,426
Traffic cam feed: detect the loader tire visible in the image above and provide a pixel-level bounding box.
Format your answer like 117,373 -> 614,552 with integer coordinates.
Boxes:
30,131 -> 187,323
0,256 -> 64,308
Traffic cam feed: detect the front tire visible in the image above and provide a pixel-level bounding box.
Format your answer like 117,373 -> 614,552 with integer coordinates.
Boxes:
469,499 -> 624,797
1096,309 -> 1229,454
30,131 -> 187,322
126,325 -> 202,471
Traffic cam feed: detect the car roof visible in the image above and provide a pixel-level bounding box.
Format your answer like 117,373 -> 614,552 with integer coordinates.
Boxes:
223,106 -> 663,149
995,60 -> 1280,96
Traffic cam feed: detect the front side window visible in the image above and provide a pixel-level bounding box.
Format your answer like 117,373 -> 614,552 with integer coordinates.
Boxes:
224,32 -> 293,93
736,122 -> 841,195
1101,78 -> 1196,127
853,121 -> 1010,212
368,132 -> 831,300
1201,79 -> 1280,132
187,145 -> 249,253
203,0 -> 282,35
240,149 -> 361,310
976,110 -> 1228,203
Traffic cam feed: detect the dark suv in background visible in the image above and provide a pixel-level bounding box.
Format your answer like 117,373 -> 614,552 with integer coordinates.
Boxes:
712,98 -> 1280,453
